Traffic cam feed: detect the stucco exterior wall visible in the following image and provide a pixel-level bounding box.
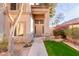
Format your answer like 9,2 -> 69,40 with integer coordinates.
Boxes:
4,3 -> 32,42
44,11 -> 50,35
0,3 -> 52,42
0,9 -> 5,41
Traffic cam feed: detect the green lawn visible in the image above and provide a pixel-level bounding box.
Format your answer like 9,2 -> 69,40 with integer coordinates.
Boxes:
44,40 -> 79,56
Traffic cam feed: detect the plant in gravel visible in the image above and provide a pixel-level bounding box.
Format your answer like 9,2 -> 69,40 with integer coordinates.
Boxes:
0,34 -> 8,52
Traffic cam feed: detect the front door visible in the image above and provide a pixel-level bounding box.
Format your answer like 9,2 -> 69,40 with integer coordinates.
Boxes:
34,20 -> 44,37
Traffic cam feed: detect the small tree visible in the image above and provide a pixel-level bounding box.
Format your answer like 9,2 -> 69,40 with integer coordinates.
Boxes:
49,3 -> 56,18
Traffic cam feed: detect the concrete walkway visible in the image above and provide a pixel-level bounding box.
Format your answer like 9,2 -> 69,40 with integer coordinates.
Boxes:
28,37 -> 48,56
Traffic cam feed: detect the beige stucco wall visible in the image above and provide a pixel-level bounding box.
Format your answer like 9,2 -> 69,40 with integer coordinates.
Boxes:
44,11 -> 50,35
3,3 -> 52,41
4,3 -> 32,42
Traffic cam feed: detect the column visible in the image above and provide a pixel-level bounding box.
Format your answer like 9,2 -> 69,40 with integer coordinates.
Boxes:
44,12 -> 50,36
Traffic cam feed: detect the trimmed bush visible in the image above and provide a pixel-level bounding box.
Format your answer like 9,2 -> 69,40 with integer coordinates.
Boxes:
53,29 -> 66,39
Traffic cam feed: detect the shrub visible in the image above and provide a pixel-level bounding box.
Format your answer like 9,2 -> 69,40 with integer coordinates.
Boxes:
0,34 -> 8,52
64,27 -> 79,39
53,29 -> 66,39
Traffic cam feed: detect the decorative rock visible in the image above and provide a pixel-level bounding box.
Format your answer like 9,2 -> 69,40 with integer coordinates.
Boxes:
23,43 -> 32,48
2,48 -> 8,52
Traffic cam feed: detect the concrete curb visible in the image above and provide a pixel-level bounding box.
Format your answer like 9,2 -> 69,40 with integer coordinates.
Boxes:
64,42 -> 79,51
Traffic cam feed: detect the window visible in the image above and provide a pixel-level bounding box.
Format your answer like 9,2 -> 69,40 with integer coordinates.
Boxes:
35,20 -> 39,24
35,20 -> 44,24
40,20 -> 44,24
10,3 -> 16,10
14,22 -> 24,36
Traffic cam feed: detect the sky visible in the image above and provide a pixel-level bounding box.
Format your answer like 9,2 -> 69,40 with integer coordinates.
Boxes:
55,3 -> 79,23
49,3 -> 79,27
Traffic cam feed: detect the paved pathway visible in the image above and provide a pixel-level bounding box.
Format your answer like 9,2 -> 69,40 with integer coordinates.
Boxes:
28,37 -> 48,56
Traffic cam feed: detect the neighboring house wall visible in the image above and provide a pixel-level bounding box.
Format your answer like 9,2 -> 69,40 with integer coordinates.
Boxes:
69,24 -> 79,29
